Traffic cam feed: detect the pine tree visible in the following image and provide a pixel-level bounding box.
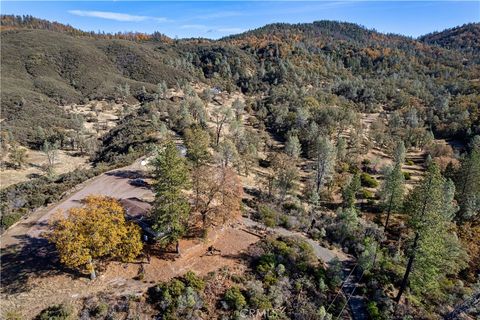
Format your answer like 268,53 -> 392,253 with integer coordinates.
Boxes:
380,164 -> 405,230
184,126 -> 211,166
392,139 -> 406,165
151,140 -> 190,253
342,173 -> 361,208
285,133 -> 301,159
455,136 -> 480,222
313,137 -> 336,194
396,164 -> 467,302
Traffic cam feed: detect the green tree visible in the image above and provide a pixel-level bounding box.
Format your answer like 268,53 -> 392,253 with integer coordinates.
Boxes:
188,97 -> 207,126
336,137 -> 347,163
217,139 -> 238,168
313,137 -> 336,194
156,80 -> 168,99
42,140 -> 59,175
396,164 -> 467,302
184,126 -> 211,166
271,153 -> 299,201
212,106 -> 232,146
8,144 -> 28,169
342,173 -> 361,208
392,139 -> 406,165
285,133 -> 301,159
151,140 -> 190,253
232,98 -> 245,121
455,136 -> 480,222
379,164 -> 405,230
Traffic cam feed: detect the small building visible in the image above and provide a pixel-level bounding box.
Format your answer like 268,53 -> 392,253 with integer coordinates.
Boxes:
120,198 -> 165,242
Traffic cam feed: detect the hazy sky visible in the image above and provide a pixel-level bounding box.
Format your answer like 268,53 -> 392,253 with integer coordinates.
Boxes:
2,1 -> 479,39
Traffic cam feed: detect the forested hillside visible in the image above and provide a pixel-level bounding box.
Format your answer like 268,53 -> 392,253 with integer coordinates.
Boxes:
419,22 -> 480,55
2,16 -> 479,147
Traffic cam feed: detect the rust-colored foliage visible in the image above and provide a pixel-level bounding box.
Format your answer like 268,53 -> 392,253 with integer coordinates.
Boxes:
192,165 -> 243,229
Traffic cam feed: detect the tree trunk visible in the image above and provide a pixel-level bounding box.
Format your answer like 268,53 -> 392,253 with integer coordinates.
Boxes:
384,194 -> 394,231
396,174 -> 433,302
176,241 -> 180,255
202,212 -> 207,230
396,231 -> 419,303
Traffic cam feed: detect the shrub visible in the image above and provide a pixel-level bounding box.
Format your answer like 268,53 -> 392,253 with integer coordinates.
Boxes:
367,301 -> 381,320
257,204 -> 279,227
36,304 -> 74,320
403,171 -> 411,180
184,271 -> 205,290
147,273 -> 204,318
360,173 -> 378,188
0,167 -> 108,231
406,159 -> 415,166
0,211 -> 25,229
360,188 -> 375,199
4,310 -> 22,320
223,287 -> 246,310
90,302 -> 109,317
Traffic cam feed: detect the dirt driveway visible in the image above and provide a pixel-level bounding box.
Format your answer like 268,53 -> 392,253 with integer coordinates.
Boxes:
1,159 -> 151,249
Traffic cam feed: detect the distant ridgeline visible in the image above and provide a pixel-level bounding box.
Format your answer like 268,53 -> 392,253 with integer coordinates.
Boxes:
419,22 -> 480,55
0,14 -> 173,42
1,15 -> 479,147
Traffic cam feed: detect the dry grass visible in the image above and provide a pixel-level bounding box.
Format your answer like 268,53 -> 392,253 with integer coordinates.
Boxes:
1,148 -> 90,189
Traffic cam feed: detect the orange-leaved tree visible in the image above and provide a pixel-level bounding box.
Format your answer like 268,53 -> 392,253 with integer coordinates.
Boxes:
48,196 -> 143,279
192,165 -> 243,231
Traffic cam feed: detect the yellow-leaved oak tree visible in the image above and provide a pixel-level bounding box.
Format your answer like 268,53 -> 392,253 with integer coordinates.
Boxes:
48,196 -> 143,279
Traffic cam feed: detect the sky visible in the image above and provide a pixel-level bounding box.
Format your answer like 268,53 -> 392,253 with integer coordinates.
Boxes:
1,1 -> 479,39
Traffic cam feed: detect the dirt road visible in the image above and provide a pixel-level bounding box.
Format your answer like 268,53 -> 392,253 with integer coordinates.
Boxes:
1,159 -> 152,248
242,217 -> 349,263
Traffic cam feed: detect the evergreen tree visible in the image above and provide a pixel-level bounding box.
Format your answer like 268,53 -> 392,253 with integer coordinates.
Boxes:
313,137 -> 336,194
184,126 -> 211,166
342,173 -> 361,208
392,139 -> 406,165
396,164 -> 466,302
151,141 -> 190,253
285,133 -> 301,159
455,136 -> 480,222
379,164 -> 405,230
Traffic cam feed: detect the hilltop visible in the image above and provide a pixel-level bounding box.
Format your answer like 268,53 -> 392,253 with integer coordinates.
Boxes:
419,22 -> 480,55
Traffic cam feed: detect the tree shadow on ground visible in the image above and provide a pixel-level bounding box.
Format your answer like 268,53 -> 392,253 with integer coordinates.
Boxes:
105,170 -> 145,180
1,235 -> 79,294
